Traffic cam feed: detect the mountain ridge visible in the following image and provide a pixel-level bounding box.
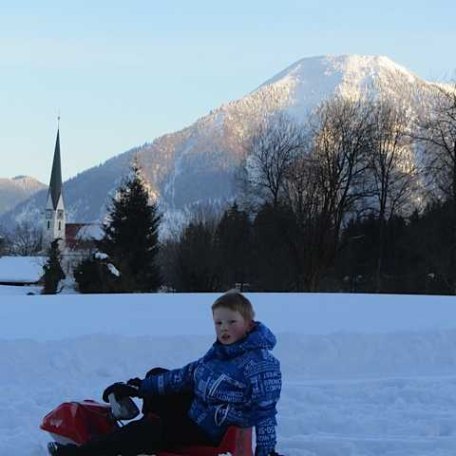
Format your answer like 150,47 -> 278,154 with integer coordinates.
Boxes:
0,176 -> 46,216
1,55 -> 452,232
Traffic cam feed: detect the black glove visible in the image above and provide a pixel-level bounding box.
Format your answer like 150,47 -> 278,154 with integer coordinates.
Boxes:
126,377 -> 143,388
145,367 -> 169,377
102,382 -> 140,403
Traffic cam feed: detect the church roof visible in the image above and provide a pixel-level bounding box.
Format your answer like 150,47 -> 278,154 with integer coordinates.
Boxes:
65,223 -> 103,250
48,129 -> 63,209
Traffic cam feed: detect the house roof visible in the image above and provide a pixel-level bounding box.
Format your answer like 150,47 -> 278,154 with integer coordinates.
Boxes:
65,223 -> 86,240
0,256 -> 45,283
65,223 -> 103,250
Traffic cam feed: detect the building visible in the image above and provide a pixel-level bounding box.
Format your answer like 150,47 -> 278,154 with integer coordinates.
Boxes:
42,129 -> 65,250
42,128 -> 102,272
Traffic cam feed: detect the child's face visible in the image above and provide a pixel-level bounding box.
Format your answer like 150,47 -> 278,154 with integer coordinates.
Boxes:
213,307 -> 252,345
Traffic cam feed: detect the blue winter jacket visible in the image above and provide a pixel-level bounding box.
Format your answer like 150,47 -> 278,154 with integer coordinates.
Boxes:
139,322 -> 281,456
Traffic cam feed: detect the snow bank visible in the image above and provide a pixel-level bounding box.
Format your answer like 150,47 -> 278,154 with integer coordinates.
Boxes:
2,292 -> 456,340
0,256 -> 44,283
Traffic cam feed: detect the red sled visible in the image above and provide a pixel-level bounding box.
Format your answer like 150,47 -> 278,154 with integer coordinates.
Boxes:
40,400 -> 119,445
156,426 -> 253,456
40,400 -> 253,456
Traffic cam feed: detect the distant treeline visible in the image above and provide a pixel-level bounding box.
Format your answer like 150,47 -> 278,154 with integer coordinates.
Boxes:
158,199 -> 455,294
160,88 -> 456,294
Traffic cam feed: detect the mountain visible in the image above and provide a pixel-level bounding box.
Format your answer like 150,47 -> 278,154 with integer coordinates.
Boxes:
1,55 -> 450,232
0,176 -> 46,217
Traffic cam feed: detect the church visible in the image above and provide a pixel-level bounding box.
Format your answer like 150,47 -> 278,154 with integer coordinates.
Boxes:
0,127 -> 102,289
42,127 -> 102,271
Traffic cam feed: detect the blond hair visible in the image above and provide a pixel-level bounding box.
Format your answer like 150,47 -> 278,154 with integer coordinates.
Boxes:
211,290 -> 255,322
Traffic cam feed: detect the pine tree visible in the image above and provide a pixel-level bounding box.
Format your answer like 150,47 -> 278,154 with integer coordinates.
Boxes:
74,253 -> 119,293
42,239 -> 66,294
252,203 -> 300,291
216,203 -> 252,290
175,221 -> 220,291
96,162 -> 162,292
0,234 -> 5,256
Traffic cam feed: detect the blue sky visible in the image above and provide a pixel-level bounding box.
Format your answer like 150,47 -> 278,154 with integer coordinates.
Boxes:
1,0 -> 455,183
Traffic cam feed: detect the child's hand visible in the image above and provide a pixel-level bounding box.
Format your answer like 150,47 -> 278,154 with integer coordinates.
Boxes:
102,382 -> 140,402
126,377 -> 142,388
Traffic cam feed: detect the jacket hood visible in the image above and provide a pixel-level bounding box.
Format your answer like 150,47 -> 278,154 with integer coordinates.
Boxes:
204,321 -> 277,360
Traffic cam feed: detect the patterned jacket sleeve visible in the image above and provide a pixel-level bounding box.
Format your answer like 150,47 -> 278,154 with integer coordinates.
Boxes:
246,355 -> 282,456
139,360 -> 200,396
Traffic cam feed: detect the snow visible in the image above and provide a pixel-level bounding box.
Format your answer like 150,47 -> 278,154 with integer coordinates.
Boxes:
0,256 -> 44,283
0,283 -> 41,295
107,263 -> 120,277
253,55 -> 431,126
2,291 -> 456,455
75,224 -> 103,241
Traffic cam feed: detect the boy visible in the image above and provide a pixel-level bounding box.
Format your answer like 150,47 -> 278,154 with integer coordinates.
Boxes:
49,291 -> 282,456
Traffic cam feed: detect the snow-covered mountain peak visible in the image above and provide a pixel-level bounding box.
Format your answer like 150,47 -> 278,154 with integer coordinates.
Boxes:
259,55 -> 418,91
233,54 -> 429,122
199,55 -> 427,137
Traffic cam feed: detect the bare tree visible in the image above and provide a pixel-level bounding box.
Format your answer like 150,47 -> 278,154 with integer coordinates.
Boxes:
415,83 -> 456,291
268,97 -> 374,290
280,142 -> 328,290
243,112 -> 327,290
10,221 -> 42,256
283,147 -> 321,228
416,84 -> 456,201
244,112 -> 305,207
312,96 -> 373,242
367,99 -> 419,290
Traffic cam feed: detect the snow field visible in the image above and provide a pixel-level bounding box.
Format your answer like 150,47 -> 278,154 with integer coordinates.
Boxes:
2,292 -> 456,455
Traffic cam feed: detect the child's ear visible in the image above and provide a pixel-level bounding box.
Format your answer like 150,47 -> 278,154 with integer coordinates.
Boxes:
247,320 -> 255,331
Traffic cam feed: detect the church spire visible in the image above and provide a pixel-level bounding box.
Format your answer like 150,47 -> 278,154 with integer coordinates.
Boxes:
48,128 -> 63,209
42,123 -> 66,251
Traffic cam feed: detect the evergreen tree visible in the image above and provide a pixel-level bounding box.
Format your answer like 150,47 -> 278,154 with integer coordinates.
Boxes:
174,221 -> 220,291
42,239 -> 65,294
95,162 -> 161,292
252,203 -> 300,291
215,203 -> 252,290
403,200 -> 455,294
74,253 -> 119,293
0,234 -> 5,256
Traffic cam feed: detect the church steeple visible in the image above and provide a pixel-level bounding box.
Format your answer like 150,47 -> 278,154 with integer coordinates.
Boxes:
42,125 -> 66,251
48,129 -> 63,209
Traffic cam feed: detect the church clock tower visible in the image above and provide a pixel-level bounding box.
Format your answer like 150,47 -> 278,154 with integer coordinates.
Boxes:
42,127 -> 65,250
